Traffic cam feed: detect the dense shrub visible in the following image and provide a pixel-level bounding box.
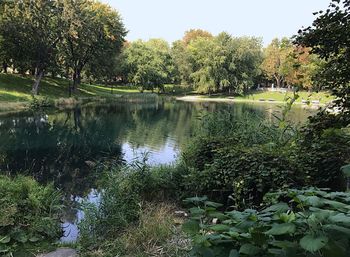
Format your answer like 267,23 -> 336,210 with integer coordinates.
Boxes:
183,188 -> 350,257
0,175 -> 62,256
181,110 -> 350,208
185,144 -> 301,208
296,128 -> 350,191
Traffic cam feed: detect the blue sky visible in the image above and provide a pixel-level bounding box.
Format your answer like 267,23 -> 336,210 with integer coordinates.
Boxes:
103,0 -> 330,45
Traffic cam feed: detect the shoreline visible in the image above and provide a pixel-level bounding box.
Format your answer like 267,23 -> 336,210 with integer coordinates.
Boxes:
176,95 -> 327,107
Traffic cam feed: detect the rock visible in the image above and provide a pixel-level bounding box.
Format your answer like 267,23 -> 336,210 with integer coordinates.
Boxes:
174,210 -> 188,217
37,248 -> 78,257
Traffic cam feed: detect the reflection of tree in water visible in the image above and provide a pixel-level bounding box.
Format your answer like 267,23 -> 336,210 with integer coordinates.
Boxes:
0,107 -> 123,200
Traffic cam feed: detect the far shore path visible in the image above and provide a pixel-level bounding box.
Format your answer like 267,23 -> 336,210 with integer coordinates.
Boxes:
176,95 -> 325,107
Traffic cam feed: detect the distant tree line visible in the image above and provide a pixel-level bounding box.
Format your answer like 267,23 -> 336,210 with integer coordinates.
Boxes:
0,1 -> 323,95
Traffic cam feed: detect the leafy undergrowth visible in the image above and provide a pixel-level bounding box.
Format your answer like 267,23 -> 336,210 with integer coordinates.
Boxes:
183,188 -> 350,257
0,175 -> 63,256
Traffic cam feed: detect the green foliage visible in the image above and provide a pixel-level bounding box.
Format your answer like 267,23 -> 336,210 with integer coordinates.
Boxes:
78,160 -> 190,256
59,0 -> 127,89
181,108 -> 350,208
121,39 -> 175,92
0,175 -> 62,255
29,96 -> 53,110
78,169 -> 141,250
296,127 -> 350,191
181,110 -> 300,207
0,0 -> 126,93
296,0 -> 350,127
186,33 -> 263,94
183,188 -> 350,257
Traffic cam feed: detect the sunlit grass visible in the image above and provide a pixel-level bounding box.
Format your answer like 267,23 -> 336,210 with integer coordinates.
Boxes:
0,73 -> 148,103
194,90 -> 334,104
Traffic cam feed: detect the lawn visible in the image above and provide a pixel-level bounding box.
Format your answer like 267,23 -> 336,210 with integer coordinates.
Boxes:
0,73 -> 142,102
237,90 -> 333,104
191,90 -> 334,104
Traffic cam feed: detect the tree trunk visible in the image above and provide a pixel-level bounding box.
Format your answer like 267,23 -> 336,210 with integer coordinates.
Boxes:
32,68 -> 44,95
2,62 -> 7,73
72,69 -> 81,92
274,75 -> 281,88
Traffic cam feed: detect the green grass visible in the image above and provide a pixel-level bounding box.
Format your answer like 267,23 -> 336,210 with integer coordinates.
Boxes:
0,73 -> 160,113
195,90 -> 334,104
0,73 -> 146,102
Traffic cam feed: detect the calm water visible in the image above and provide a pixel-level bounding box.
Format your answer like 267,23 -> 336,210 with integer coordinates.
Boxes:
0,99 -> 316,241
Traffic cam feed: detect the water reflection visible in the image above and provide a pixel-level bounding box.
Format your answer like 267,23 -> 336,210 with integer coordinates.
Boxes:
0,99 -> 314,241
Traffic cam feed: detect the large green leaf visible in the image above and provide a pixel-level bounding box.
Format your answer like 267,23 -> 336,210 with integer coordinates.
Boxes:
266,223 -> 296,235
0,236 -> 10,244
239,243 -> 261,256
324,224 -> 350,235
11,231 -> 28,243
182,220 -> 200,235
229,249 -> 239,257
261,203 -> 289,213
329,213 -> 350,223
205,201 -> 223,208
341,164 -> 350,177
208,224 -> 230,232
299,234 -> 328,252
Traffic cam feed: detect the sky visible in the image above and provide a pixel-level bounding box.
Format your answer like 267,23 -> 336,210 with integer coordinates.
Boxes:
102,0 -> 330,46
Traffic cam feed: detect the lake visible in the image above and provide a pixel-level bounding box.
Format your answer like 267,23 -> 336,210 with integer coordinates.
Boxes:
0,98 -> 316,241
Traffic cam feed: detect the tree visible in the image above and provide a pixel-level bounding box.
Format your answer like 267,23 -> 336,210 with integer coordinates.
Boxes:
284,46 -> 323,90
123,39 -> 174,92
230,36 -> 263,94
182,29 -> 213,46
59,0 -> 126,94
187,33 -> 263,94
261,38 -> 293,88
0,0 -> 63,94
171,40 -> 192,85
296,0 -> 350,123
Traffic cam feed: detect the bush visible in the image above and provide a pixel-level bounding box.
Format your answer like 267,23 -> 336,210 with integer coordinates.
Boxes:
183,188 -> 350,257
296,128 -> 350,191
184,144 -> 301,208
181,110 -> 350,208
0,175 -> 62,256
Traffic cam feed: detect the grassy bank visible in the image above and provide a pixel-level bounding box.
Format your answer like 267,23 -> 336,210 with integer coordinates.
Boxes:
178,90 -> 334,105
0,73 -> 159,113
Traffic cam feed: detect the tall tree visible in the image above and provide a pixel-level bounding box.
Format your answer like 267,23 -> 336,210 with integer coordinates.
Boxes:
261,38 -> 293,88
59,0 -> 126,94
0,0 -> 63,94
123,39 -> 174,92
296,0 -> 350,127
297,1 -> 350,101
187,33 -> 262,94
182,29 -> 213,46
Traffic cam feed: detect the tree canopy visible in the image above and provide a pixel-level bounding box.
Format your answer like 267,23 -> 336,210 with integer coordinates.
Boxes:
296,0 -> 350,126
0,0 -> 126,95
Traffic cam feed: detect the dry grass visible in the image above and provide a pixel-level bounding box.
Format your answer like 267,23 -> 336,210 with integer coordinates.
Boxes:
83,202 -> 190,257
